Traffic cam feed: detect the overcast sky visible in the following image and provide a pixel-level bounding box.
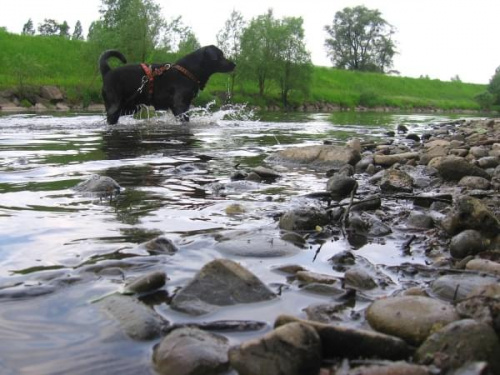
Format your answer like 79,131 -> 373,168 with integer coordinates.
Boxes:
2,0 -> 500,84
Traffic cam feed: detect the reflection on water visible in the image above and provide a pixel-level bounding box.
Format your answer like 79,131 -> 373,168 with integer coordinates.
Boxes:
0,109 -> 460,374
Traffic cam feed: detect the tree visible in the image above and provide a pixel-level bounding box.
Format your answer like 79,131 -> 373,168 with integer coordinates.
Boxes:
22,19 -> 35,35
89,0 -> 165,61
239,10 -> 280,97
59,21 -> 70,38
38,19 -> 60,36
274,17 -> 312,108
217,10 -> 246,96
488,66 -> 500,105
72,21 -> 84,40
177,30 -> 201,56
324,6 -> 397,73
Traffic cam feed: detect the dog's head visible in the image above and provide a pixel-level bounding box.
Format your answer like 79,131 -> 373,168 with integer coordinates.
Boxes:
202,45 -> 236,73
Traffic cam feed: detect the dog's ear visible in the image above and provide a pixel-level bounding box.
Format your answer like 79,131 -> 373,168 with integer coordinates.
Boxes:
204,45 -> 220,61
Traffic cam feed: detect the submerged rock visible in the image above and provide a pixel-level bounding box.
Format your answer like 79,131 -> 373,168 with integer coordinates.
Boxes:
366,296 -> 459,345
229,322 -> 322,375
98,294 -> 168,340
73,174 -> 121,195
170,259 -> 276,316
215,231 -> 302,258
153,327 -> 230,375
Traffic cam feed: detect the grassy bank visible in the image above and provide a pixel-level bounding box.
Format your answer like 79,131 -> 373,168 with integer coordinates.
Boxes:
0,30 -> 487,111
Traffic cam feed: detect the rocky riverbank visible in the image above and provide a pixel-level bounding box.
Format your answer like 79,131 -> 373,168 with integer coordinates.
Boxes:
82,117 -> 500,374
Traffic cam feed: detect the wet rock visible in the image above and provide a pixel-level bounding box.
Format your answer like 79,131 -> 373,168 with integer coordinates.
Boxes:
244,171 -> 261,182
153,327 -> 230,375
373,152 -> 419,167
355,155 -> 374,172
343,361 -> 431,375
215,231 -> 302,257
449,230 -> 488,258
436,156 -> 490,181
98,294 -> 168,340
406,212 -> 434,229
280,232 -> 306,247
326,174 -> 357,199
441,196 -> 500,236
329,250 -> 356,271
272,264 -> 307,275
274,315 -> 414,360
366,296 -> 459,345
458,176 -> 491,190
267,145 -> 361,171
300,283 -> 345,296
279,207 -> 331,232
344,267 -> 377,290
252,166 -> 281,180
350,196 -> 382,212
430,274 -> 499,301
415,319 -> 500,373
303,302 -> 354,324
123,271 -> 166,295
73,174 -> 121,195
229,322 -> 321,375
142,236 -> 178,255
466,259 -> 500,275
296,270 -> 338,285
379,169 -> 414,193
170,259 -> 276,316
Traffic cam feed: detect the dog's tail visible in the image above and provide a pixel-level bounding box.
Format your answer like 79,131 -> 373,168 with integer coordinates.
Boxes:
99,50 -> 127,77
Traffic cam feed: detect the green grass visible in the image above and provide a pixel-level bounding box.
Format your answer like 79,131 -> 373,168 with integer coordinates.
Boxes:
0,30 -> 487,111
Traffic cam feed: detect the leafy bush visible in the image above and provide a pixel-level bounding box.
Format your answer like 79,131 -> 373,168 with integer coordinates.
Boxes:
475,91 -> 495,110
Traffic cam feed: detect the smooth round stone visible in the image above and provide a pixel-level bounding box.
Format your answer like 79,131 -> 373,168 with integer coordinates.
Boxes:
366,296 -> 459,345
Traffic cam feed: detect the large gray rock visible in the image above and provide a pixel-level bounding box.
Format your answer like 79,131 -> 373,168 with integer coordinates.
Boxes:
366,296 -> 459,345
274,315 -> 414,360
229,322 -> 321,375
267,145 -> 361,171
415,319 -> 500,373
436,156 -> 490,181
153,327 -> 230,375
98,294 -> 168,340
170,259 -> 276,316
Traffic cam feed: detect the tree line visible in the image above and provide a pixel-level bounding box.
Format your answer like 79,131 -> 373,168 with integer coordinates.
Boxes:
18,0 -> 500,109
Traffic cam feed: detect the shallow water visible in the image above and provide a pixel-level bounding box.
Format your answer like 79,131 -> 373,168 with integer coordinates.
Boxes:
0,108 -> 461,374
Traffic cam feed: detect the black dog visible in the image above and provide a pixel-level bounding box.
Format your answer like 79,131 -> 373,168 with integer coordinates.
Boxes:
99,45 -> 235,124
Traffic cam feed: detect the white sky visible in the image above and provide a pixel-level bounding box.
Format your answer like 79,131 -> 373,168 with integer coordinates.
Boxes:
2,0 -> 500,84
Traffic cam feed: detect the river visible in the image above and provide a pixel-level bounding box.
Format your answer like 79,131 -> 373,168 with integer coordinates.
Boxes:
0,108 -> 464,374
